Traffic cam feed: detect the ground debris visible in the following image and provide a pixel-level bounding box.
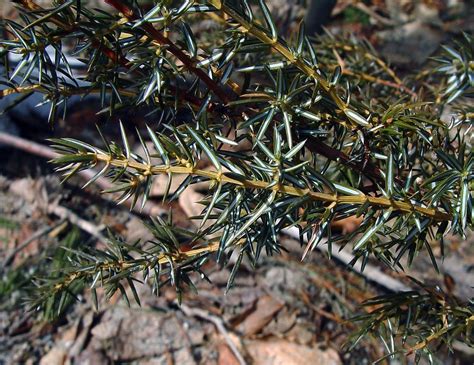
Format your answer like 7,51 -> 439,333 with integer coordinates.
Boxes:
245,338 -> 341,365
234,295 -> 284,336
89,306 -> 195,363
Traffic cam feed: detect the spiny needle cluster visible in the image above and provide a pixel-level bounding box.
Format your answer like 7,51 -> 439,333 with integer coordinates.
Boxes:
1,0 -> 472,359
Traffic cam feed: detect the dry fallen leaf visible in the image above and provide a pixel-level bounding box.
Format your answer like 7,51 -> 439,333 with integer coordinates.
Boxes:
178,185 -> 218,230
246,338 -> 341,365
236,295 -> 285,336
217,342 -> 242,365
330,215 -> 363,234
179,187 -> 205,222
39,347 -> 67,365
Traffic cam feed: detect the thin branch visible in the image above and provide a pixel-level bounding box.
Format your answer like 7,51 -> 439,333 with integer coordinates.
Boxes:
209,0 -> 353,126
0,131 -> 58,160
1,222 -> 63,271
284,227 -> 411,293
0,83 -> 207,112
104,0 -> 233,104
0,84 -> 42,98
305,137 -> 409,190
329,45 -> 415,97
51,240 -> 221,293
0,131 -> 111,189
49,204 -> 108,243
0,129 -> 450,222
353,3 -> 395,27
342,68 -> 417,98
329,41 -> 402,83
180,304 -> 248,365
405,325 -> 451,355
89,151 -> 451,221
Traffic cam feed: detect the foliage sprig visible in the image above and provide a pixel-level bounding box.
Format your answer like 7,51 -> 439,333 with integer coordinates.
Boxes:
1,0 -> 473,360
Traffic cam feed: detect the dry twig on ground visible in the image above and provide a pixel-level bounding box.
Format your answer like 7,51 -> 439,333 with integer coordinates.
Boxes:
180,304 -> 248,365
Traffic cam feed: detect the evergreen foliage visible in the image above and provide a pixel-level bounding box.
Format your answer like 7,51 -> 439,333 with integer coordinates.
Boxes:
1,0 -> 472,360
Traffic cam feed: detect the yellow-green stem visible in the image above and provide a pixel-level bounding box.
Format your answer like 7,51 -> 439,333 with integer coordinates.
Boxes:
92,152 -> 451,221
53,240 -> 222,293
209,0 -> 355,128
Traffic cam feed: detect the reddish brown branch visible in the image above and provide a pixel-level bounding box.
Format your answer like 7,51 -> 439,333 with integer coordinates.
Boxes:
306,136 -> 407,189
105,0 -> 233,104
90,39 -> 206,108
16,0 -> 210,110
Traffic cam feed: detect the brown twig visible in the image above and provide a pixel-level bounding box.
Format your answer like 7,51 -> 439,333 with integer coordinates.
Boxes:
405,324 -> 453,355
180,304 -> 248,365
49,204 -> 108,242
305,137 -> 409,190
331,43 -> 415,98
342,68 -> 417,98
1,222 -> 62,271
0,131 -> 166,216
104,0 -> 233,104
353,3 -> 395,27
284,226 -> 412,293
0,130 -> 111,189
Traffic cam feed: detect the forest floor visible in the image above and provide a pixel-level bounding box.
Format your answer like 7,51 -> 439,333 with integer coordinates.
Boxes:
1,1 -> 474,364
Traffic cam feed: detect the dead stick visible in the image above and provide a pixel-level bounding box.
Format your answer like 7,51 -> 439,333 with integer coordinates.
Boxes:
49,204 -> 107,243
180,304 -> 247,365
284,226 -> 411,292
1,222 -> 62,271
0,131 -> 113,189
0,131 -> 165,216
